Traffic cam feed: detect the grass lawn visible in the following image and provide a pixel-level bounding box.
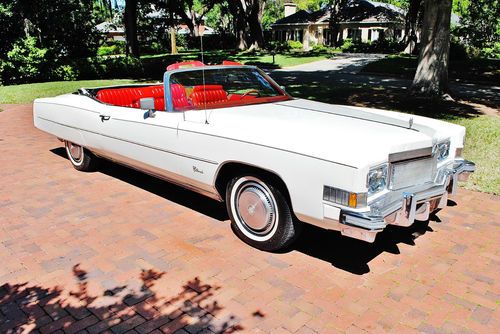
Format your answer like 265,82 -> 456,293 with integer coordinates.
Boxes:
140,50 -> 329,69
0,79 -> 141,104
361,55 -> 500,84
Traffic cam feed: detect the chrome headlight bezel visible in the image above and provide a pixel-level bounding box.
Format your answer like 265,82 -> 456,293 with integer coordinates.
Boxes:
367,164 -> 388,195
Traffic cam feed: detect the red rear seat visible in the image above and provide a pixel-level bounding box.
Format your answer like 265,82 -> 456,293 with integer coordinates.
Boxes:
96,85 -> 165,110
190,85 -> 227,107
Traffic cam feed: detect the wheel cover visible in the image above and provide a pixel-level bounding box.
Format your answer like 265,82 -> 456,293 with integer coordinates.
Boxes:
235,180 -> 276,236
67,142 -> 83,163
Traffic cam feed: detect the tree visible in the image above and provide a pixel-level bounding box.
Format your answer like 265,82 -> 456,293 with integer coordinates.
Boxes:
411,0 -> 453,97
124,0 -> 139,57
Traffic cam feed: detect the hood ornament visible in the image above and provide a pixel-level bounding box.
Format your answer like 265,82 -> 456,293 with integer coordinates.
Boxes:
408,117 -> 414,129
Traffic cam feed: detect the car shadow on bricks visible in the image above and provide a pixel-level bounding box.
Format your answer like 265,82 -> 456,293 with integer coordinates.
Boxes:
292,220 -> 434,275
0,264 -> 249,333
50,147 -> 229,222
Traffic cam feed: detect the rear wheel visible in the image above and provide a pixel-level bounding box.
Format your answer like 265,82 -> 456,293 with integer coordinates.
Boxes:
226,175 -> 301,251
64,141 -> 100,172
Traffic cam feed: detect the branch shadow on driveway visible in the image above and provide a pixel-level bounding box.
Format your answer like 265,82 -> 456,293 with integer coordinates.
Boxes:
51,147 -> 435,275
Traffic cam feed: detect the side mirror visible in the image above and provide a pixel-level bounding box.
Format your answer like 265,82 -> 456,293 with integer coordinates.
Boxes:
140,98 -> 156,119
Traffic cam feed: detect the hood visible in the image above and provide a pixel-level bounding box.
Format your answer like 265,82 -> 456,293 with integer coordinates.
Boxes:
198,99 -> 440,169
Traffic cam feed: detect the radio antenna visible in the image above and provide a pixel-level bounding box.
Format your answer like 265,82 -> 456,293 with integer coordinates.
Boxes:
200,32 -> 209,124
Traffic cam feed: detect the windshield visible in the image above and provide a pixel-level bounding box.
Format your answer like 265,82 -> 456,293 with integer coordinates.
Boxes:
168,67 -> 289,111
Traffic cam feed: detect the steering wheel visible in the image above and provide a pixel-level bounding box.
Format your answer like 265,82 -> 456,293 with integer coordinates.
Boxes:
240,90 -> 260,99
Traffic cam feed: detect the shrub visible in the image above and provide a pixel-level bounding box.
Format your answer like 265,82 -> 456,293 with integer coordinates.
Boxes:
51,64 -> 78,81
266,41 -> 290,53
287,40 -> 303,50
340,38 -> 354,52
479,42 -> 500,59
2,36 -> 48,84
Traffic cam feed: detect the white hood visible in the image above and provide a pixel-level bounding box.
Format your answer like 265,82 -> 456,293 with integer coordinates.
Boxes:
202,98 -> 456,169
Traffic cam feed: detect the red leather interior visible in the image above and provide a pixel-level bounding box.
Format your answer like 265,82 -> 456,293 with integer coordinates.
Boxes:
190,85 -> 228,106
170,84 -> 190,109
96,85 -> 165,110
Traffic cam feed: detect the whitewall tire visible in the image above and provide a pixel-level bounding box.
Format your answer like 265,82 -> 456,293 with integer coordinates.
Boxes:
64,141 -> 100,172
226,175 -> 301,251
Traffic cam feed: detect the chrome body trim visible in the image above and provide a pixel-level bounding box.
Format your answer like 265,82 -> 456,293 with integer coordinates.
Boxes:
299,159 -> 475,243
388,147 -> 433,162
90,147 -> 223,201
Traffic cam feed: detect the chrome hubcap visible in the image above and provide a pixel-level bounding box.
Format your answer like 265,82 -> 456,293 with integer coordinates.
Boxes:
236,182 -> 275,235
68,142 -> 82,162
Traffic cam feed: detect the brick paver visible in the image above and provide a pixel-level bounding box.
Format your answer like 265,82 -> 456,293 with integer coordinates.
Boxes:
0,104 -> 499,333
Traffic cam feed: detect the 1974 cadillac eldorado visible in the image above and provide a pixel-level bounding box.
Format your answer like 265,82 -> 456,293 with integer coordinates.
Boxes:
33,61 -> 475,251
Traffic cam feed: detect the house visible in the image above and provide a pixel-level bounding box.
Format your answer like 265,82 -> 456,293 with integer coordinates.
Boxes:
271,0 -> 406,50
96,22 -> 126,42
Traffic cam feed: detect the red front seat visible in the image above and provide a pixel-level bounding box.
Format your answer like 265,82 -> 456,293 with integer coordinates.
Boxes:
190,85 -> 228,107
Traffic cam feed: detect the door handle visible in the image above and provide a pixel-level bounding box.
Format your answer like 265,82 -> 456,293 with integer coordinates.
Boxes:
99,115 -> 110,122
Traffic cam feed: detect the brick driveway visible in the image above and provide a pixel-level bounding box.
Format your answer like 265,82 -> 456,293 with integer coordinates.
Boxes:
0,104 -> 499,333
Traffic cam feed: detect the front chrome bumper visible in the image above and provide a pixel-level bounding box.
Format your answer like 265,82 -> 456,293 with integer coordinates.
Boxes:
338,159 -> 475,243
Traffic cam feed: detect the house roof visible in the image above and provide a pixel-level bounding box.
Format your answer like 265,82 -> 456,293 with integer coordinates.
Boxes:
272,0 -> 404,26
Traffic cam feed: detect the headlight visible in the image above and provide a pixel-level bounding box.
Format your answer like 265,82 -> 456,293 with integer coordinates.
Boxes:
436,140 -> 450,161
367,164 -> 388,195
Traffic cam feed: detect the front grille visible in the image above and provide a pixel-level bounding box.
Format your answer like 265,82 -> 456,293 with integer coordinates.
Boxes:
389,157 -> 436,190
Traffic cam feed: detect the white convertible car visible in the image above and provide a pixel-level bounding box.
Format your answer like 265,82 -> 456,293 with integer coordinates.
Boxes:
33,61 -> 475,250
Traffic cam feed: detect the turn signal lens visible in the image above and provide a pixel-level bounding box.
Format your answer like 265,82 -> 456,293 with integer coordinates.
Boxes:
349,193 -> 357,208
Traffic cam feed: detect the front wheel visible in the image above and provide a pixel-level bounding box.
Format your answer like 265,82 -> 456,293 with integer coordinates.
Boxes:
64,141 -> 100,172
226,175 -> 301,251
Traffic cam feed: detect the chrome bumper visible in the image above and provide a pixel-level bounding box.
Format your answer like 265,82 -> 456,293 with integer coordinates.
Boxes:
339,159 -> 475,243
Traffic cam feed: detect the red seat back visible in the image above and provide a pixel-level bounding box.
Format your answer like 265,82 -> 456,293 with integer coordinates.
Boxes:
190,85 -> 227,107
96,88 -> 143,108
170,84 -> 190,109
96,85 -> 165,110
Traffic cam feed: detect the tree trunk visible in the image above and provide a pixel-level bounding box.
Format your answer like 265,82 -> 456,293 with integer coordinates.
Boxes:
247,0 -> 265,50
411,0 -> 452,97
170,27 -> 178,55
228,0 -> 247,50
124,0 -> 139,57
403,0 -> 421,54
329,0 -> 348,47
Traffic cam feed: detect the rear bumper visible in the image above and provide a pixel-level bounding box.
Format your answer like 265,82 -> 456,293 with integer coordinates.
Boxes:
338,159 -> 475,243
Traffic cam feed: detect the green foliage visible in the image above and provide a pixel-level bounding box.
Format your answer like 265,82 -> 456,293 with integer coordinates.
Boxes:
2,36 -> 48,84
51,65 -> 78,81
455,0 -> 500,56
479,42 -> 500,59
266,41 -> 291,52
340,38 -> 354,52
262,0 -> 284,30
340,38 -> 404,54
97,44 -> 123,56
287,40 -> 303,50
293,0 -> 328,11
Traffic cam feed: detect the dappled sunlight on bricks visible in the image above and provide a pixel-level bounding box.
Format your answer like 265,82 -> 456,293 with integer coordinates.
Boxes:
0,265 -> 248,333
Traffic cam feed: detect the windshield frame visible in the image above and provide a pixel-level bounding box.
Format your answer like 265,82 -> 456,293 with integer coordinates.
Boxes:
163,65 -> 291,112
